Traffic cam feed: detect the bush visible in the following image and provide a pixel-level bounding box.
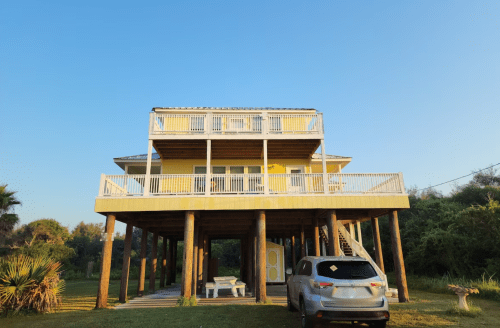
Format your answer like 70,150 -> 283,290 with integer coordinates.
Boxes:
446,301 -> 483,317
175,295 -> 197,307
0,254 -> 64,314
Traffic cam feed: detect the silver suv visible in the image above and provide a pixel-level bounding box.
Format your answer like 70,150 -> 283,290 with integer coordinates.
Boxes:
287,256 -> 389,328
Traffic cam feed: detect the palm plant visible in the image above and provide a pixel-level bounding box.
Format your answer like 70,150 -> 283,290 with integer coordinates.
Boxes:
0,254 -> 64,314
0,184 -> 21,236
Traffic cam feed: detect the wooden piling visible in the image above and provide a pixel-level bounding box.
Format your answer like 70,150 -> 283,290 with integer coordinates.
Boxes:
119,223 -> 133,303
182,211 -> 195,298
389,210 -> 409,302
327,210 -> 340,256
256,210 -> 267,302
137,229 -> 148,296
149,232 -> 158,292
95,213 -> 116,308
371,217 -> 385,273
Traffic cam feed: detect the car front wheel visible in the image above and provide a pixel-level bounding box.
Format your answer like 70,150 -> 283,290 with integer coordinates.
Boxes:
300,299 -> 314,328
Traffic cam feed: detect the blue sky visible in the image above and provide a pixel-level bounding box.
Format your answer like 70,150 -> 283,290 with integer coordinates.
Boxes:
1,1 -> 499,233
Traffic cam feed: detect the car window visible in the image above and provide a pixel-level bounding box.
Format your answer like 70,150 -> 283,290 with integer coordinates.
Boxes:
316,261 -> 377,280
298,260 -> 312,276
294,260 -> 304,275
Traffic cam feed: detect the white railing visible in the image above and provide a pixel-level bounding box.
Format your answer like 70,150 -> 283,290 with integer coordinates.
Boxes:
268,114 -> 322,134
268,174 -> 324,194
150,112 -> 323,135
98,173 -> 406,196
327,173 -> 404,194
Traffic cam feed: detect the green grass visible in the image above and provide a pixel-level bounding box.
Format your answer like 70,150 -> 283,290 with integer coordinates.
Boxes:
2,279 -> 500,327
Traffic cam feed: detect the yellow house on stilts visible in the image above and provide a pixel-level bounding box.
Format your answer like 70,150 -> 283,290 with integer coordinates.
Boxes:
94,107 -> 410,308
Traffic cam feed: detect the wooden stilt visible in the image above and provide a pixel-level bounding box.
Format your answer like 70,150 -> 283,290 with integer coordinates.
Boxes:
160,236 -> 167,288
253,222 -> 259,298
240,238 -> 245,282
300,221 -> 306,259
282,236 -> 288,271
203,234 -> 208,286
119,223 -> 133,303
149,232 -> 158,292
137,229 -> 148,296
371,217 -> 385,273
389,210 -> 409,302
256,210 -> 267,302
327,210 -> 340,256
314,218 -> 320,256
191,223 -> 199,296
182,211 -> 195,298
96,213 -> 116,308
197,228 -> 204,294
171,239 -> 177,284
291,234 -> 296,271
166,238 -> 172,285
246,232 -> 253,293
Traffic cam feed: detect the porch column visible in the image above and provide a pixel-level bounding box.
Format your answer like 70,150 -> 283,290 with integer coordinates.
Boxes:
313,218 -> 320,256
256,210 -> 267,302
119,222 -> 133,303
149,232 -> 158,292
357,221 -> 363,245
327,210 -> 340,256
160,236 -> 167,288
166,238 -> 173,285
96,213 -> 116,308
197,228 -> 204,294
137,229 -> 148,296
389,210 -> 409,302
300,221 -> 306,259
291,234 -> 296,271
191,223 -> 199,295
182,211 -> 195,298
263,140 -> 269,195
144,139 -> 153,196
205,140 -> 211,196
320,139 -> 329,194
371,217 -> 385,273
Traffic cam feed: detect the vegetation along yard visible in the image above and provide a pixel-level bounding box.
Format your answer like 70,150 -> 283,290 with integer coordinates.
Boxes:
1,279 -> 499,328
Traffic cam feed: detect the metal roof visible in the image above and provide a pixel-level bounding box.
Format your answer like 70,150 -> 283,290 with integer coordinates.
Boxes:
152,107 -> 316,111
114,153 -> 350,161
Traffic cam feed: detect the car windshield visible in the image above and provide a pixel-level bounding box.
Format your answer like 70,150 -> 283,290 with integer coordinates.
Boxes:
316,261 -> 377,280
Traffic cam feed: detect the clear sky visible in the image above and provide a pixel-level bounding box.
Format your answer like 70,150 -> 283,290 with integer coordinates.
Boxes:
1,1 -> 499,233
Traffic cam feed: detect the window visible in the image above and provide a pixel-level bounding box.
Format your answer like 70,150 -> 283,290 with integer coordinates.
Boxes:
194,166 -> 206,193
212,116 -> 222,132
269,116 -> 282,132
230,166 -> 244,192
316,261 -> 377,280
190,116 -> 205,132
252,116 -> 262,132
230,118 -> 245,131
298,261 -> 312,276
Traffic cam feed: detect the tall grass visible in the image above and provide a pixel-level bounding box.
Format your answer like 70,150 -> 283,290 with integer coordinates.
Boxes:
387,271 -> 500,301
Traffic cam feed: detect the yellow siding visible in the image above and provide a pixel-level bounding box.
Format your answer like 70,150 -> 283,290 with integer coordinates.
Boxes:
162,159 -> 312,174
310,163 -> 340,173
95,195 -> 410,213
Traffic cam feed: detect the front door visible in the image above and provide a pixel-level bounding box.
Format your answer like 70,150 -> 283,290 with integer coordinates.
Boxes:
286,166 -> 305,193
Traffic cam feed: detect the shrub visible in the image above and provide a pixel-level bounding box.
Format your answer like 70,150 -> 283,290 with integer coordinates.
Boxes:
446,301 -> 483,317
175,295 -> 197,307
0,254 -> 64,314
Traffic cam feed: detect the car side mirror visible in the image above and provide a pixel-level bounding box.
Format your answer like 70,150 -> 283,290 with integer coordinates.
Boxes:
286,268 -> 293,275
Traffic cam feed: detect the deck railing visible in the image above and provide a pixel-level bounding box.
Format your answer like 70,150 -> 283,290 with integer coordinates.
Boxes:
98,173 -> 405,197
150,112 -> 323,135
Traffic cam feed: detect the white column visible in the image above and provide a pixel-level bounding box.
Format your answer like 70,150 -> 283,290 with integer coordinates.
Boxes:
321,139 -> 329,194
357,221 -> 362,246
205,140 -> 211,196
263,140 -> 269,195
143,139 -> 153,196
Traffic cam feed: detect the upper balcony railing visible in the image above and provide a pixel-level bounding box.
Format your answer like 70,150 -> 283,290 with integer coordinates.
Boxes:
149,112 -> 324,136
98,173 -> 406,197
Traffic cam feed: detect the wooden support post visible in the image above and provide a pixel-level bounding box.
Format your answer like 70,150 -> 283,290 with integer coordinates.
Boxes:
349,222 -> 356,256
300,221 -> 306,259
282,236 -> 288,271
149,232 -> 158,292
203,234 -> 209,286
256,210 -> 267,302
197,228 -> 204,294
327,210 -> 340,256
371,217 -> 385,273
191,223 -> 199,296
357,221 -> 363,245
119,223 -> 133,303
171,239 -> 178,283
246,232 -> 253,293
182,211 -> 195,298
314,218 -> 320,256
137,229 -> 148,296
160,236 -> 167,288
96,213 -> 116,308
240,238 -> 245,281
389,210 -> 409,302
291,234 -> 296,271
166,238 -> 172,285
253,223 -> 258,298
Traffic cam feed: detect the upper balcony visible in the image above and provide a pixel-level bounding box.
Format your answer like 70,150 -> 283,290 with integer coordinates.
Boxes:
149,108 -> 324,140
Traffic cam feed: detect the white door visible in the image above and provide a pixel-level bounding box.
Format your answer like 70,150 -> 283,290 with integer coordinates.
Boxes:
286,166 -> 305,193
266,249 -> 282,282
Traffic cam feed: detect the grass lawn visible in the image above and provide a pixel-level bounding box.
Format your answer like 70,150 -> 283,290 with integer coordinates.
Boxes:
1,280 -> 499,327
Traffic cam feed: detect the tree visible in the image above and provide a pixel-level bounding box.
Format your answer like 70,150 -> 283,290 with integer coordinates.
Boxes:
71,221 -> 103,240
0,185 -> 21,239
